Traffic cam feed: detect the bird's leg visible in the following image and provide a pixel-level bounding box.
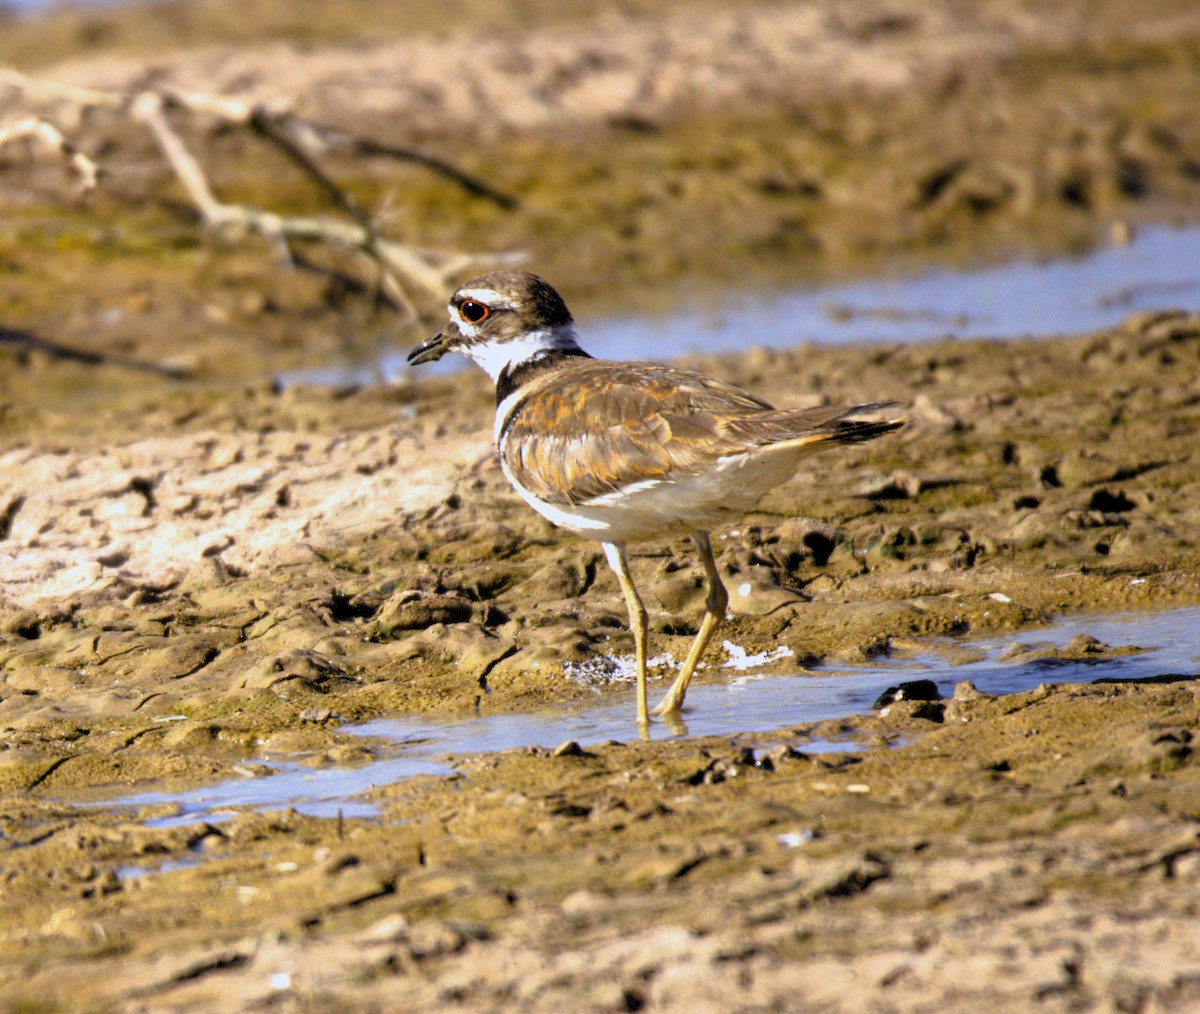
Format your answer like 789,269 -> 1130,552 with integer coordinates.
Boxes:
653,530 -> 728,716
603,541 -> 650,725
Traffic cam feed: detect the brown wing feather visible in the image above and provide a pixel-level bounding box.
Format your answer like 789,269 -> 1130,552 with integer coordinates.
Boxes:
501,360 -> 901,506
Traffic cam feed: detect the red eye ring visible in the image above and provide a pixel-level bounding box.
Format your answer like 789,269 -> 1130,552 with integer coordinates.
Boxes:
460,299 -> 490,324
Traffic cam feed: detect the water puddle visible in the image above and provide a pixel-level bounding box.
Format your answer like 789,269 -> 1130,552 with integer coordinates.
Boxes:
114,754 -> 454,829
580,224 -> 1200,357
117,856 -> 202,880
279,224 -> 1200,386
96,607 -> 1199,829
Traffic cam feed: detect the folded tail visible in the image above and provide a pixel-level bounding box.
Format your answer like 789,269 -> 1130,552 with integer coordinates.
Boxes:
824,402 -> 907,445
732,401 -> 906,451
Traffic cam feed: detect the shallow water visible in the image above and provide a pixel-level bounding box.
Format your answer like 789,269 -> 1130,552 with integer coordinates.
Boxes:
279,224 -> 1200,386
580,224 -> 1200,357
102,607 -> 1200,828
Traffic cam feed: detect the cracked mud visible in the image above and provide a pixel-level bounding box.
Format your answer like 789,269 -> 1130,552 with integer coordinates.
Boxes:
2,0 -> 1200,1010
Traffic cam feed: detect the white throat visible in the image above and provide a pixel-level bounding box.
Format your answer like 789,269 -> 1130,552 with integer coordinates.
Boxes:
463,324 -> 584,382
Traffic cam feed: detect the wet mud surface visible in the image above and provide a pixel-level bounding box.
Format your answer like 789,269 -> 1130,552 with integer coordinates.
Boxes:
3,307 -> 1200,1009
2,0 -> 1200,1010
4,680 -> 1200,1011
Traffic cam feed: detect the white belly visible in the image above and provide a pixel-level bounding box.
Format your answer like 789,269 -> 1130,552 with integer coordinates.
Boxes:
500,447 -> 804,543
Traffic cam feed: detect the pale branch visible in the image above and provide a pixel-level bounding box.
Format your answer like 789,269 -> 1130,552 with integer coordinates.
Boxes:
247,107 -> 375,229
130,91 -> 443,312
0,67 -> 522,313
276,119 -> 519,210
153,85 -> 517,209
0,70 -> 515,209
129,92 -> 225,224
0,67 -> 123,111
0,115 -> 102,194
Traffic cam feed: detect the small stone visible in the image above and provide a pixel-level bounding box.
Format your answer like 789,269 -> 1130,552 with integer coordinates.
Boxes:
361,913 -> 410,943
560,889 -> 608,915
763,743 -> 808,767
317,852 -> 361,877
858,471 -> 925,499
723,568 -> 805,616
873,679 -> 941,709
406,921 -> 466,958
0,611 -> 42,638
373,591 -> 473,635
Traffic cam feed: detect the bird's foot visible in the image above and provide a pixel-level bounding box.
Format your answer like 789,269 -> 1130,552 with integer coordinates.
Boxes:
650,692 -> 685,716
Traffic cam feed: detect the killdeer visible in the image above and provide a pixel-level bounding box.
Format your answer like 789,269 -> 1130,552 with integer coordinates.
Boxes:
408,271 -> 904,725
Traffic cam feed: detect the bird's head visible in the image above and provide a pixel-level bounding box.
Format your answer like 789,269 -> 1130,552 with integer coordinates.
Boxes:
408,271 -> 583,381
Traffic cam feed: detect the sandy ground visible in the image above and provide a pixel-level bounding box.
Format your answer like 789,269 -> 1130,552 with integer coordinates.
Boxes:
2,1 -> 1200,1011
3,309 -> 1200,1011
31,0 -> 1200,144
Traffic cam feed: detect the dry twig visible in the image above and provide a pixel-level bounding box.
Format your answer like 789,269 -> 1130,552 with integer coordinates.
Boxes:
0,114 -> 102,194
0,67 -> 521,314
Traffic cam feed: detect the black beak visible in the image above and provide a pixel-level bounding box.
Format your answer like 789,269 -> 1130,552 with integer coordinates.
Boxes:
407,329 -> 454,366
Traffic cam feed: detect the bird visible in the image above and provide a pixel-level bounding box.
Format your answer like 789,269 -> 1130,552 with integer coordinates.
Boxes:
408,271 -> 904,725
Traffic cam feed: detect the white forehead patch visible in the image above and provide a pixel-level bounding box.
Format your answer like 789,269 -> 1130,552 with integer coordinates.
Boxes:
458,288 -> 519,311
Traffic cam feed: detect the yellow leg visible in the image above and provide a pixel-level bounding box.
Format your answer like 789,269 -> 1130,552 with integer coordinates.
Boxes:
603,541 -> 650,725
653,531 -> 728,716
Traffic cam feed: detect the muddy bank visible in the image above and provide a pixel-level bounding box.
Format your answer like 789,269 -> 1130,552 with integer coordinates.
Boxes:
2,679 -> 1199,1011
2,0 -> 1200,1008
3,309 -> 1200,733
3,0 -> 1200,388
1,307 -> 1200,1007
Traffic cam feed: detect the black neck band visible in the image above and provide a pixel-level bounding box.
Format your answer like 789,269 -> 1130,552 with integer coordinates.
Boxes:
495,347 -> 592,405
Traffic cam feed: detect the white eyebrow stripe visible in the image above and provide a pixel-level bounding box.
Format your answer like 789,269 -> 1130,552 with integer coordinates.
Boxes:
459,288 -> 519,310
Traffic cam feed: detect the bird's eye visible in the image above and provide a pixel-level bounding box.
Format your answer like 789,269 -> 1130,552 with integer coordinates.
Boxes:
460,299 -> 490,324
